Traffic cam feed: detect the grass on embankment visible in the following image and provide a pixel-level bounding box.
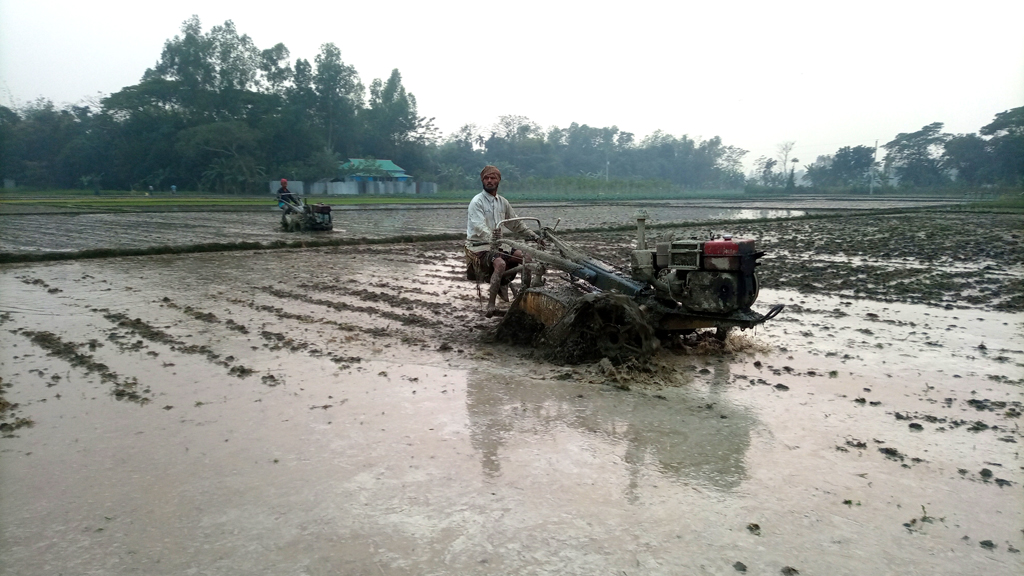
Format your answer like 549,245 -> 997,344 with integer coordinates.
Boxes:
954,193 -> 1024,213
0,191 -> 468,214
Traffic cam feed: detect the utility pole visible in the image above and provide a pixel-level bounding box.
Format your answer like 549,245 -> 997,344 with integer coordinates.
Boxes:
869,139 -> 878,195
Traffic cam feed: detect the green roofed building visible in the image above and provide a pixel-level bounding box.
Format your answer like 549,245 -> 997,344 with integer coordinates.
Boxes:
337,159 -> 412,182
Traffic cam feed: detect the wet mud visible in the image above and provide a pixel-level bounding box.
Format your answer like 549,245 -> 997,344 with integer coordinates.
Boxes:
573,211 -> 1024,312
0,207 -> 1021,575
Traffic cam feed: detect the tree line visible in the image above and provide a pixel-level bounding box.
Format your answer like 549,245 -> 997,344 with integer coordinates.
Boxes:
0,17 -> 434,193
749,111 -> 1023,192
0,17 -> 1020,193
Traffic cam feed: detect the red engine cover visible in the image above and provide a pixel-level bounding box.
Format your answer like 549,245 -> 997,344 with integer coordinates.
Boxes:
703,238 -> 754,256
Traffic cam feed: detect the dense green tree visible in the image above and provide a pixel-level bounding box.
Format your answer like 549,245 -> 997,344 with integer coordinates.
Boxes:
434,124 -> 486,189
101,80 -> 193,188
621,131 -> 745,189
0,105 -> 20,180
802,155 -> 834,187
312,43 -> 363,155
258,43 -> 293,95
883,122 -> 950,187
804,145 -> 875,187
434,120 -> 747,190
176,121 -> 265,192
979,106 -> 1024,185
142,16 -> 266,119
942,134 -> 992,185
272,57 -> 321,171
362,69 -> 438,174
833,145 -> 875,185
4,99 -> 99,188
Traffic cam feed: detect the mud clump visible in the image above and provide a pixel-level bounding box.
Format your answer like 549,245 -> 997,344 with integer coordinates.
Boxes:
0,418 -> 34,433
967,421 -> 991,432
0,377 -> 36,435
224,319 -> 249,334
492,299 -> 548,348
228,365 -> 255,378
103,312 -> 178,345
182,306 -> 218,323
330,355 -> 363,369
260,330 -> 309,352
664,330 -> 770,356
878,446 -> 905,461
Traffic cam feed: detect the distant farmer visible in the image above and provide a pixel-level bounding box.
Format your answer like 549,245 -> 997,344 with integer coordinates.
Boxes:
466,165 -> 544,317
170,185 -> 176,194
276,178 -> 298,210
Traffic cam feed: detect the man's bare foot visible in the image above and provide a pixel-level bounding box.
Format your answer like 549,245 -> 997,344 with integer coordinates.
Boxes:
484,305 -> 505,318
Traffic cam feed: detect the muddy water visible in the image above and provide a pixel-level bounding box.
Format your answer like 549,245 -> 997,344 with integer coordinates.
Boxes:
1,234 -> 1020,576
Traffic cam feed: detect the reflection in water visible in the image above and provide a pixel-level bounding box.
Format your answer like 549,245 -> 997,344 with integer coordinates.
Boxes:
465,365 -> 754,495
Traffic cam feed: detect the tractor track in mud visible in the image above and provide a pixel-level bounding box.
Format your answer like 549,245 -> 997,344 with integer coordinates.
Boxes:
97,308 -> 257,377
11,328 -> 151,405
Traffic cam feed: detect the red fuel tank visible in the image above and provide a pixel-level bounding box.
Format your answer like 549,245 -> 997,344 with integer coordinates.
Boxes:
703,238 -> 755,256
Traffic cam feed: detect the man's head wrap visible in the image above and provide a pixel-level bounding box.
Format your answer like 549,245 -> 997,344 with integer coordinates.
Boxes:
480,165 -> 501,180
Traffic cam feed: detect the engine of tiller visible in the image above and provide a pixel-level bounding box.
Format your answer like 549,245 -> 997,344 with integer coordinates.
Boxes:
630,236 -> 762,315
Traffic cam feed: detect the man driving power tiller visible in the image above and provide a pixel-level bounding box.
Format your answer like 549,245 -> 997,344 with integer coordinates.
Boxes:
465,165 -> 544,317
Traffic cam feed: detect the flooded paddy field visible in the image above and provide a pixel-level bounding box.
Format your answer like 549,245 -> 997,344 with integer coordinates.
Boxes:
1,209 -> 1021,575
0,196 -> 959,255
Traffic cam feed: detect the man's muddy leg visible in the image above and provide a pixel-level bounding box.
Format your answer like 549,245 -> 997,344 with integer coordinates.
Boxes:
519,249 -> 532,289
486,256 -> 507,318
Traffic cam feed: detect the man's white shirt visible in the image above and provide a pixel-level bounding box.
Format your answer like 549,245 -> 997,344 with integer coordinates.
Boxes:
465,190 -> 530,251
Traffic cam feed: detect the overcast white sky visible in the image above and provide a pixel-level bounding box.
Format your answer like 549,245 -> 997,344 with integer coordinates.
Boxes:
1,0 -> 1022,171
